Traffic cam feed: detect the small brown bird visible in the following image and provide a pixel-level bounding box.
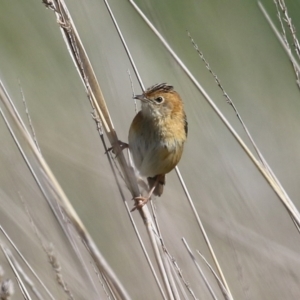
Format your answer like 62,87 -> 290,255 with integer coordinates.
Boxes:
128,83 -> 187,209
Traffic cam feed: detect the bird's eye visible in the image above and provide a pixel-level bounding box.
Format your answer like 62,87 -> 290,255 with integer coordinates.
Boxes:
154,96 -> 164,103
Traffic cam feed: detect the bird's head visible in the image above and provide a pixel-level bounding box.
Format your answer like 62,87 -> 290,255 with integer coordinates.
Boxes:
134,83 -> 183,119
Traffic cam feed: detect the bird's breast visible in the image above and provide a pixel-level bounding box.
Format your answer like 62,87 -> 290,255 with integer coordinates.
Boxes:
128,112 -> 186,177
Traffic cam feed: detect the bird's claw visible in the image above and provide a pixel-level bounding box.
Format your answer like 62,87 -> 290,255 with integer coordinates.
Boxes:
131,196 -> 149,212
106,140 -> 129,156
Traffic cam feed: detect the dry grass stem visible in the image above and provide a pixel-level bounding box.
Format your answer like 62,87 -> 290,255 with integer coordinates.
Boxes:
258,2 -> 300,80
18,81 -> 40,152
149,202 -> 192,298
167,258 -> 190,300
161,255 -> 180,300
176,164 -> 233,297
123,200 -> 167,299
197,251 -> 231,300
151,211 -> 198,300
182,238 -> 220,300
97,271 -> 114,300
167,253 -> 198,300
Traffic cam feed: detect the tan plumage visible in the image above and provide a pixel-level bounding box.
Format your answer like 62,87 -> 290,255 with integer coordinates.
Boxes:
128,83 -> 187,202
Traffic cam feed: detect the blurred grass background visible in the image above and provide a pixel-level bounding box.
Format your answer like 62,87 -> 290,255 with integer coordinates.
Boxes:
1,0 -> 300,299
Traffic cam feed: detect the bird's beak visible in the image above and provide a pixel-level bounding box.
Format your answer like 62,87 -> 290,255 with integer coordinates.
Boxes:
133,94 -> 148,102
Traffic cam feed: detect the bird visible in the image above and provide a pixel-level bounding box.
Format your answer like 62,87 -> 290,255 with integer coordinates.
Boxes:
128,83 -> 187,210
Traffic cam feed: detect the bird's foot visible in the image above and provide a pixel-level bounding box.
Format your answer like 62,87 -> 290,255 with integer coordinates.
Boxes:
131,196 -> 150,212
106,140 -> 128,156
131,175 -> 163,211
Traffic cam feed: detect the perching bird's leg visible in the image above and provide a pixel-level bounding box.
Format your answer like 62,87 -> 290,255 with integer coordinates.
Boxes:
131,175 -> 163,212
106,140 -> 128,156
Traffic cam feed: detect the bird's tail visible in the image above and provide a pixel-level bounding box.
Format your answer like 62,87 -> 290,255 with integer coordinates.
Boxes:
147,175 -> 165,197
